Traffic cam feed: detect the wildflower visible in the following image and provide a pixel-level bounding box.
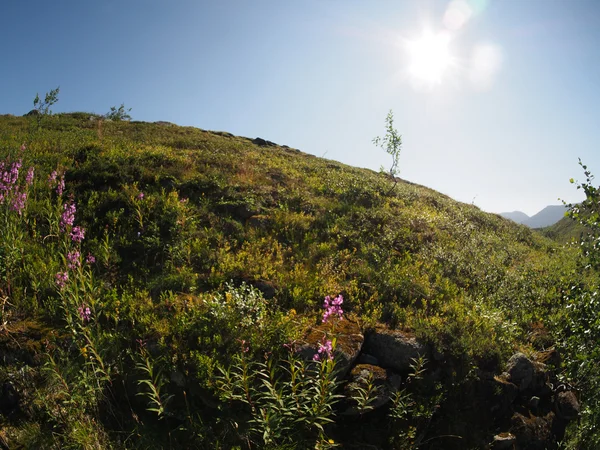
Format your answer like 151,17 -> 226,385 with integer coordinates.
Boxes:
56,175 -> 65,196
313,339 -> 334,361
60,201 -> 76,231
78,304 -> 91,322
322,294 -> 344,323
10,189 -> 27,215
25,166 -> 34,185
20,143 -> 26,151
71,226 -> 85,242
55,271 -> 69,289
48,170 -> 58,185
67,250 -> 81,269
136,192 -> 144,200
86,253 -> 96,264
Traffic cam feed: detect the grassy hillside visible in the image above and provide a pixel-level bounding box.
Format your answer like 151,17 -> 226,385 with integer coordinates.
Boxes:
0,113 -> 591,449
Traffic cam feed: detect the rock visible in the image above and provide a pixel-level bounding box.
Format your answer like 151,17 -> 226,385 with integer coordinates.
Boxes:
0,382 -> 19,413
506,353 -> 535,391
554,390 -> 580,421
358,353 -> 379,366
362,328 -> 428,374
170,371 -> 186,388
530,395 -> 541,410
23,109 -> 40,116
297,315 -> 363,376
252,137 -> 277,147
510,412 -> 554,449
154,121 -> 174,126
490,374 -> 519,416
491,432 -> 517,450
341,364 -> 401,415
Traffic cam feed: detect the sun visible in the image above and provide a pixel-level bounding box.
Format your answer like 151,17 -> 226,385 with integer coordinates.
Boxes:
407,30 -> 453,86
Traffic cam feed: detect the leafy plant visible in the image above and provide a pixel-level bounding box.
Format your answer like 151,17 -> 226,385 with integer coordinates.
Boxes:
373,109 -> 402,194
105,103 -> 132,121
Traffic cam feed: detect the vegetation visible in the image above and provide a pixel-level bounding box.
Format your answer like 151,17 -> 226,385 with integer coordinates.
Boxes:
0,109 -> 597,449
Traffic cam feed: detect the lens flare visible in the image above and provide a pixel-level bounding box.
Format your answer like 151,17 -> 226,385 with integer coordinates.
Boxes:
407,30 -> 453,86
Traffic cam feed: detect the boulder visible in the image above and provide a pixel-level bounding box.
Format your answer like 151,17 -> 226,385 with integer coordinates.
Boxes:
506,352 -> 534,391
23,109 -> 40,117
362,328 -> 427,373
554,390 -> 580,421
297,315 -> 363,376
341,364 -> 402,415
510,412 -> 555,449
252,137 -> 277,147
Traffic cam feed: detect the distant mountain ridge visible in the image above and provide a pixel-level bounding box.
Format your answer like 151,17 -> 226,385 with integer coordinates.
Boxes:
500,205 -> 568,228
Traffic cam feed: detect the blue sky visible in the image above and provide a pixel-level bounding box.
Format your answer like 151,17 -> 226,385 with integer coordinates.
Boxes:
2,0 -> 599,216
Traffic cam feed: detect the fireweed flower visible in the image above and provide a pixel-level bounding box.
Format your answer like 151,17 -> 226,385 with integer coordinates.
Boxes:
60,202 -> 76,231
71,226 -> 85,243
78,305 -> 91,322
20,143 -> 26,151
25,166 -> 34,185
85,253 -> 96,264
67,251 -> 81,269
10,189 -> 27,215
55,271 -> 69,289
136,192 -> 144,200
322,294 -> 344,323
313,339 -> 334,361
48,170 -> 58,186
56,176 -> 65,196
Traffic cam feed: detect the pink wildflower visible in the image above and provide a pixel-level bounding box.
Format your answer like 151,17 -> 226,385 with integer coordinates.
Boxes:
25,166 -> 34,185
313,339 -> 334,361
322,294 -> 344,323
86,253 -> 96,264
67,251 -> 81,269
71,226 -> 85,243
136,192 -> 144,200
10,189 -> 27,215
55,271 -> 69,289
60,202 -> 76,231
78,305 -> 91,322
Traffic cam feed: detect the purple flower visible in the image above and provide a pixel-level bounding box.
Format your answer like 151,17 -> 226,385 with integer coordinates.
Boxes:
313,339 -> 334,361
71,226 -> 85,243
56,176 -> 65,196
136,192 -> 144,200
78,305 -> 91,322
55,271 -> 69,289
322,294 -> 344,323
48,171 -> 58,186
10,189 -> 27,215
60,202 -> 76,231
25,166 -> 34,185
67,251 -> 81,269
86,253 -> 96,264
20,143 -> 26,152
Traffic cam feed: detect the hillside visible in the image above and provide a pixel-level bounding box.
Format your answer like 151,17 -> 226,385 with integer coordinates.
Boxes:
0,113 -> 590,449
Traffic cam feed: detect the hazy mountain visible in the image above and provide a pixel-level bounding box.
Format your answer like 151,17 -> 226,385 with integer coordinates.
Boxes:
501,205 -> 568,228
499,211 -> 530,224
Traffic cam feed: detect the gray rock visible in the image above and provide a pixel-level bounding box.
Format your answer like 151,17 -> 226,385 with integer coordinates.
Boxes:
506,352 -> 534,391
555,390 -> 580,421
363,329 -> 427,373
358,353 -> 379,366
341,364 -> 401,415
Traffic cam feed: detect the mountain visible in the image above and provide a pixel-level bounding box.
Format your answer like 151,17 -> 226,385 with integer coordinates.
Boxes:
500,205 -> 568,228
499,210 -> 530,224
525,204 -> 569,228
0,112 -> 587,449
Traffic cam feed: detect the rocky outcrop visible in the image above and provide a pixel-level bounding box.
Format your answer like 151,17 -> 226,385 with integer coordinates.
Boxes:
252,137 -> 277,147
297,316 -> 363,376
341,364 -> 402,415
362,328 -> 428,373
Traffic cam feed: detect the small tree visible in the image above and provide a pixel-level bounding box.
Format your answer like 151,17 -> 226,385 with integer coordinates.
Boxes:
32,86 -> 60,126
373,110 -> 402,194
105,104 -> 132,121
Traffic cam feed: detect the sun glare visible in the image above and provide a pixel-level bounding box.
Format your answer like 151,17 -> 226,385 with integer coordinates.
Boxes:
407,30 -> 453,86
